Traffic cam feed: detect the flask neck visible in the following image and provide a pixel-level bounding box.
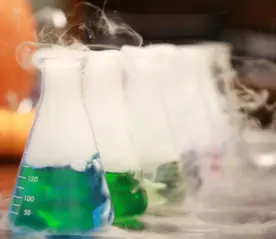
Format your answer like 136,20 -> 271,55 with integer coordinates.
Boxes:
26,57 -> 99,167
83,51 -> 141,172
83,51 -> 122,100
122,47 -> 180,165
39,59 -> 84,109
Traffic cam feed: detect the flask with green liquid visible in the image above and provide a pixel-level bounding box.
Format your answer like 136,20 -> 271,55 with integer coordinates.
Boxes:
9,47 -> 113,236
83,50 -> 150,229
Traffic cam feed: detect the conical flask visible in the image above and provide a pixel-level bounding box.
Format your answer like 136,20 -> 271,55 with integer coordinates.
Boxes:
82,49 -> 148,228
121,45 -> 185,210
8,46 -> 113,235
153,43 -> 248,212
150,44 -> 233,193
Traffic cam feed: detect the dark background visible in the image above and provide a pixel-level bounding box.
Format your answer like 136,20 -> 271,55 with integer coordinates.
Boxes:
81,0 -> 276,59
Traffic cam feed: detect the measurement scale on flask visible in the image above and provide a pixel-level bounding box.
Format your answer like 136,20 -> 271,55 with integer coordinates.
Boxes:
10,164 -> 38,218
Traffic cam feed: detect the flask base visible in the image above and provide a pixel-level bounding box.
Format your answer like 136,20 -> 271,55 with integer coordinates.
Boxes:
105,171 -> 148,228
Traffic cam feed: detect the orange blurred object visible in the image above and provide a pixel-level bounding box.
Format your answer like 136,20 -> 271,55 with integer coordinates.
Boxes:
0,109 -> 34,156
0,0 -> 37,107
0,165 -> 18,206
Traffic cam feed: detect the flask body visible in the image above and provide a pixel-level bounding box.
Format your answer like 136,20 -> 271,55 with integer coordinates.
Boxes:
9,49 -> 113,235
83,50 -> 147,228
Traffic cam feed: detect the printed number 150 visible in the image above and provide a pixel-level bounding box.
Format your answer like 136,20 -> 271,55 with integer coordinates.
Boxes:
28,176 -> 38,182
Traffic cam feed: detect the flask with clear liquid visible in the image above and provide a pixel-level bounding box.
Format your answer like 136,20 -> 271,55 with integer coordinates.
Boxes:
121,45 -> 185,213
8,46 -> 113,236
82,50 -> 148,229
153,43 -> 243,210
147,44 -> 231,188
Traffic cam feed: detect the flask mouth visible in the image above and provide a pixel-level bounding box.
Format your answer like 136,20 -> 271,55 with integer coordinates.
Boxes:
84,49 -> 122,66
32,45 -> 86,69
87,44 -> 120,51
16,42 -> 88,70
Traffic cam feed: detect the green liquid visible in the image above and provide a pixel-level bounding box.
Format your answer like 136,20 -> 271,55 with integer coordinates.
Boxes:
105,172 -> 148,229
9,162 -> 113,235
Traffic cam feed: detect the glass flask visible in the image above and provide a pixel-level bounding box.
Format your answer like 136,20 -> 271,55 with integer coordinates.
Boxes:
153,43 -> 276,236
82,49 -> 148,229
151,43 -> 235,198
121,45 -> 185,214
8,46 -> 113,236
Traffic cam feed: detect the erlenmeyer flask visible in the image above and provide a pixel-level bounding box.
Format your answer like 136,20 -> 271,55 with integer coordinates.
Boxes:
153,44 -> 234,194
8,47 -> 113,236
155,43 -> 252,217
121,45 -> 185,211
82,49 -> 148,228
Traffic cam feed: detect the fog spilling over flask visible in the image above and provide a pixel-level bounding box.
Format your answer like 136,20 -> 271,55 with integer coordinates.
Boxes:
9,47 -> 113,236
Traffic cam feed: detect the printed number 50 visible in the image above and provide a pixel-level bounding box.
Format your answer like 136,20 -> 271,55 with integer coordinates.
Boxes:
24,209 -> 31,216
